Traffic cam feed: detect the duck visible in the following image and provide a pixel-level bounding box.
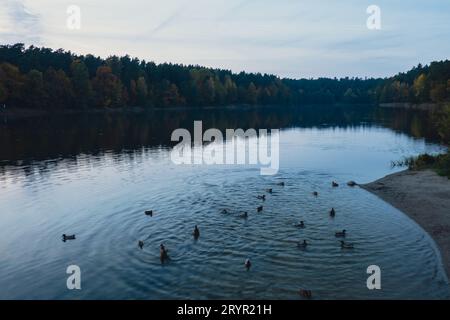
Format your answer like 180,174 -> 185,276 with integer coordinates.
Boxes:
62,234 -> 76,242
193,225 -> 200,239
266,188 -> 273,194
220,209 -> 229,214
160,244 -> 169,263
296,221 -> 305,228
340,240 -> 354,249
244,259 -> 252,271
312,191 -> 319,197
297,240 -> 309,248
277,182 -> 285,186
257,195 -> 266,201
299,289 -> 312,299
347,181 -> 357,187
145,210 -> 153,217
239,212 -> 248,219
335,229 -> 346,237
257,206 -> 263,212
329,208 -> 336,217
332,181 -> 339,187
138,240 -> 144,249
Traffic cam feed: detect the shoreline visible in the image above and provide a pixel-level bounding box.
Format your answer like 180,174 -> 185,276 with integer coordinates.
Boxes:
378,102 -> 438,110
361,169 -> 450,281
0,104 -> 375,120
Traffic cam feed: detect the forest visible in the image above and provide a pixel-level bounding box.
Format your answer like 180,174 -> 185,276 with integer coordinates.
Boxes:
1,43 -> 449,111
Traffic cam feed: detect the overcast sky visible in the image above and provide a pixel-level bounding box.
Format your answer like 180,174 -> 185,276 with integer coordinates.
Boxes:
1,0 -> 449,78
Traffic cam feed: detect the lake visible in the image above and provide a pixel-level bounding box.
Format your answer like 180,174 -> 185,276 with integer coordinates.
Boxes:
0,105 -> 449,299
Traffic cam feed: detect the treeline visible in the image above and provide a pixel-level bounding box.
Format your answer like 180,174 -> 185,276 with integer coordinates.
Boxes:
379,61 -> 450,104
0,43 -> 449,110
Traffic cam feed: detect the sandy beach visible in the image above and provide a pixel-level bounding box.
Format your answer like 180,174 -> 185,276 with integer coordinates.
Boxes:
361,169 -> 450,280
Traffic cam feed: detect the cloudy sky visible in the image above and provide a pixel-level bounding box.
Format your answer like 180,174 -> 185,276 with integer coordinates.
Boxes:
1,0 -> 449,78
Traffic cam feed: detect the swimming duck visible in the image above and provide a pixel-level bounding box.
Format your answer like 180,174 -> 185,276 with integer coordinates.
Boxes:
329,208 -> 336,217
340,240 -> 354,249
62,234 -> 76,242
296,221 -> 305,228
193,225 -> 200,239
297,240 -> 308,248
335,230 -> 346,237
244,259 -> 252,271
239,212 -> 248,219
313,191 -> 319,197
160,244 -> 169,263
257,206 -> 263,212
266,188 -> 273,194
138,240 -> 144,249
220,209 -> 229,214
145,210 -> 153,217
257,195 -> 266,201
299,289 -> 312,299
277,182 -> 285,186
347,181 -> 357,187
332,181 -> 339,187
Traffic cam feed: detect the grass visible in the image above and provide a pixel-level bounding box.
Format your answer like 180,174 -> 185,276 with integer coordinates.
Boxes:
392,152 -> 450,178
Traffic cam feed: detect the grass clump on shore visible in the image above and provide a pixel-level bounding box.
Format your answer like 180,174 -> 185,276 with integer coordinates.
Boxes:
392,153 -> 450,178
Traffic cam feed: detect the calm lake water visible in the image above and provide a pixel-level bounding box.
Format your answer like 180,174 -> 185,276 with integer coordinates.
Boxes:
0,106 -> 449,299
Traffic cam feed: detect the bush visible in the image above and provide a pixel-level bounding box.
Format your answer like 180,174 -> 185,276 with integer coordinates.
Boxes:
392,152 -> 450,178
436,153 -> 450,177
414,153 -> 437,168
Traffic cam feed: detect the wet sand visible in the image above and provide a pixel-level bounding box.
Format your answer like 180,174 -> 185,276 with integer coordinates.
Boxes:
361,169 -> 450,280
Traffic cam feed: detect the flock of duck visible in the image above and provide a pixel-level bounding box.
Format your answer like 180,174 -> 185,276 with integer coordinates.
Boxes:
61,179 -> 358,299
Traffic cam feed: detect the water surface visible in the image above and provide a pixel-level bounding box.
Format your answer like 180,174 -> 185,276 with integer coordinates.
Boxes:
0,106 -> 448,299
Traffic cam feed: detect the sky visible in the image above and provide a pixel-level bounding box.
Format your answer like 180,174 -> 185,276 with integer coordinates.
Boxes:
0,0 -> 449,79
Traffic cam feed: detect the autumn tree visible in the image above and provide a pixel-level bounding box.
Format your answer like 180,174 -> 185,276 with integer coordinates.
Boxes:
43,68 -> 75,109
0,62 -> 25,107
413,74 -> 429,102
91,66 -> 123,108
23,69 -> 45,109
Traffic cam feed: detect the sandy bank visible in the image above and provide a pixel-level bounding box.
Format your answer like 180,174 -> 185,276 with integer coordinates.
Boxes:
361,169 -> 450,280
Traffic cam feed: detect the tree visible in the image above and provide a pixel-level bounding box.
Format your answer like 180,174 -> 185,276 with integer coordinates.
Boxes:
23,69 -> 45,109
106,56 -> 122,78
213,76 -> 226,105
413,74 -> 429,102
430,83 -> 447,103
91,66 -> 123,108
0,62 -> 25,107
43,68 -> 75,109
202,77 -> 215,105
136,76 -> 148,106
128,80 -> 137,105
246,82 -> 258,105
223,75 -> 237,104
1,43 -> 450,110
160,80 -> 184,107
71,60 -> 93,109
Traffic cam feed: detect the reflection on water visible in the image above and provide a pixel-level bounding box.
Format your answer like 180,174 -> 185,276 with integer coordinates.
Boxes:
0,105 -> 439,166
0,106 -> 448,299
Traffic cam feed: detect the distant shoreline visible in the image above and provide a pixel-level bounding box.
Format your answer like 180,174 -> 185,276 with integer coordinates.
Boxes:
1,102 -> 439,121
361,169 -> 450,282
378,102 -> 438,110
0,104 -> 376,120
0,105 -> 252,120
